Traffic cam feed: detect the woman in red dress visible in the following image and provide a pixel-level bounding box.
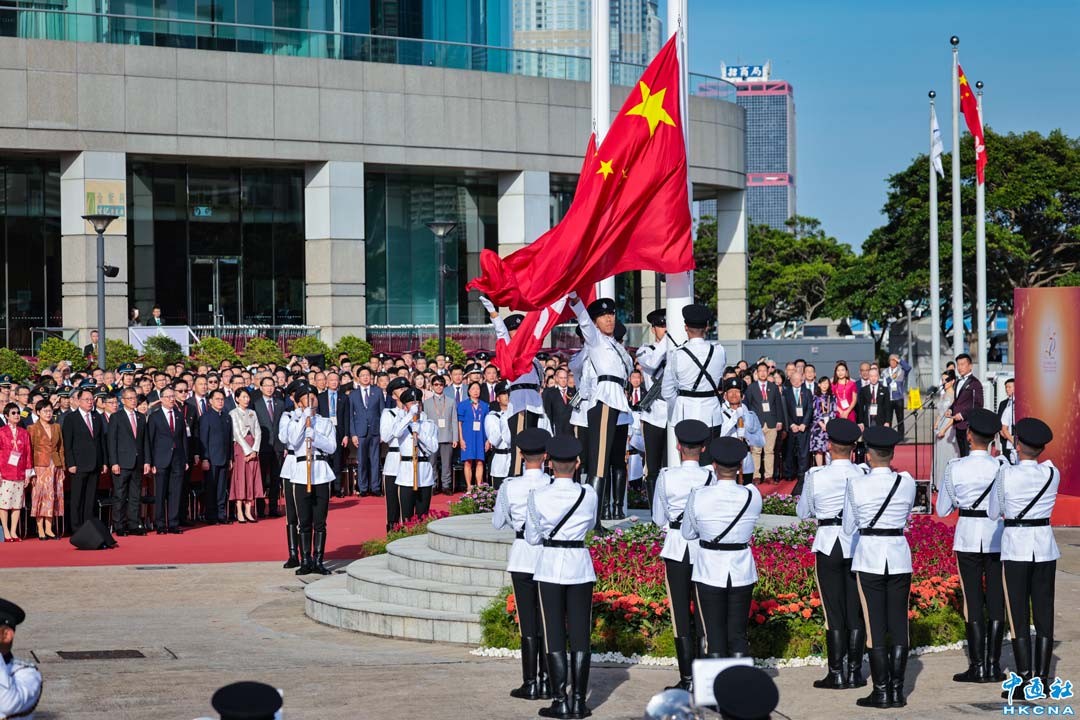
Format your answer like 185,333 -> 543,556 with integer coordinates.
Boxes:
0,402 -> 33,542
832,361 -> 858,422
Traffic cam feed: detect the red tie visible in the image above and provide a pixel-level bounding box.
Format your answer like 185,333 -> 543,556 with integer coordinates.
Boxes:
84,412 -> 93,437
267,399 -> 273,417
562,389 -> 567,404
633,389 -> 640,404
168,410 -> 175,433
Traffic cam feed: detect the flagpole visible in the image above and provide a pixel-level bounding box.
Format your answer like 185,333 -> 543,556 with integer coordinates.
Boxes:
975,80 -> 988,401
950,36 -> 964,359
929,91 -> 941,384
592,0 -> 615,301
664,0 -> 692,346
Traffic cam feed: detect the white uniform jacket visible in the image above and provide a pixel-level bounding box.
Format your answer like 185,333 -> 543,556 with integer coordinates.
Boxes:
283,409 -> 337,485
0,654 -> 41,720
525,478 -> 599,585
493,468 -> 553,573
796,460 -> 863,557
379,407 -> 404,476
627,414 -> 645,481
717,403 -> 764,475
936,450 -> 1005,553
491,314 -> 545,417
987,460 -> 1060,563
394,409 -> 439,489
682,481 -> 762,588
635,334 -> 675,427
278,409 -> 296,478
662,337 -> 727,426
653,460 -> 714,563
570,297 -> 633,415
568,348 -> 594,429
485,409 -> 512,478
843,467 -> 916,574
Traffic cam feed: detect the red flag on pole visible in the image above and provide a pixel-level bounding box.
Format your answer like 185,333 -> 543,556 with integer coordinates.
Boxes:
467,34 -> 693,311
957,64 -> 986,184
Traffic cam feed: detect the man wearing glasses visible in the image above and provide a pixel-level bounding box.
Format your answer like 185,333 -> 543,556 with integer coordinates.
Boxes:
147,387 -> 189,534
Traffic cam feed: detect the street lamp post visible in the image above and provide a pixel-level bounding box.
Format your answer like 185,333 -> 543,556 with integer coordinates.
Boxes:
82,213 -> 119,371
425,221 -> 458,356
904,299 -> 915,372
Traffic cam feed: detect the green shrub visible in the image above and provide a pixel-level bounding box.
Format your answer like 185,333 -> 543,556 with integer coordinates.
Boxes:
910,606 -> 965,648
105,338 -> 139,368
38,338 -> 88,372
0,349 -> 32,382
190,337 -> 239,368
288,335 -> 331,360
480,589 -> 522,650
332,335 -> 373,365
141,335 -> 184,367
241,337 -> 286,366
420,336 -> 466,366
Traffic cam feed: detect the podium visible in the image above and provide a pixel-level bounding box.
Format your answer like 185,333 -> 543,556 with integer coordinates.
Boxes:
128,326 -> 196,355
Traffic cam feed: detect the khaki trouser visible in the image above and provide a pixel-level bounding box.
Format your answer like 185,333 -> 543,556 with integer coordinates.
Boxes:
753,425 -> 778,480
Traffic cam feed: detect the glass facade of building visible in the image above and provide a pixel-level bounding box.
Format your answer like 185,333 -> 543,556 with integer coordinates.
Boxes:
736,83 -> 795,231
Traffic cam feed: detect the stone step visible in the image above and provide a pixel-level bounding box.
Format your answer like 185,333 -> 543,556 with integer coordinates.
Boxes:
305,574 -> 484,644
425,513 -> 514,561
387,534 -> 510,589
346,554 -> 502,614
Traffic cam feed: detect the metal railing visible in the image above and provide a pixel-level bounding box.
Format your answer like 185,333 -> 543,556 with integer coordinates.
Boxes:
366,322 -> 654,355
190,324 -> 320,355
7,7 -> 736,102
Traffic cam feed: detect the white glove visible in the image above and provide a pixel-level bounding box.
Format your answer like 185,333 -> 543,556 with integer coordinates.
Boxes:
304,427 -> 314,440
304,406 -> 316,417
408,402 -> 420,416
410,422 -> 421,434
479,295 -> 496,314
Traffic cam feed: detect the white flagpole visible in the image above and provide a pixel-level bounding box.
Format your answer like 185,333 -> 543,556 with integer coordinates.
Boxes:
592,0 -> 615,301
664,0 -> 692,346
950,36 -> 964,359
929,91 -> 942,384
975,80 -> 988,400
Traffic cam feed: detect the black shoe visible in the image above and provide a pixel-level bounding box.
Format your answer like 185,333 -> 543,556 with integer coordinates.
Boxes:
813,629 -> 848,689
311,530 -> 331,575
156,528 -> 167,535
283,524 -> 300,569
538,652 -> 570,719
984,620 -> 1007,683
114,529 -> 128,537
888,645 -> 909,708
168,527 -> 182,534
666,637 -> 695,692
537,642 -> 552,700
295,533 -> 314,576
611,467 -> 627,520
510,636 -> 540,700
1003,635 -> 1032,700
360,490 -> 371,498
179,519 -> 195,527
567,650 -> 591,718
954,622 -> 987,683
855,648 -> 891,708
847,629 -> 867,688
268,508 -> 281,518
129,528 -> 146,536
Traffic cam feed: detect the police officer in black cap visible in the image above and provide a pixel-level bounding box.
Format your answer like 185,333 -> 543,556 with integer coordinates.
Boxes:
662,304 -> 726,438
635,308 -> 673,507
378,376 -> 412,530
987,416 -> 1058,701
842,425 -> 915,708
277,379 -> 305,568
207,680 -> 282,720
281,382 -> 336,575
0,598 -> 42,719
796,418 -> 868,690
712,665 -> 780,720
936,407 -> 1008,684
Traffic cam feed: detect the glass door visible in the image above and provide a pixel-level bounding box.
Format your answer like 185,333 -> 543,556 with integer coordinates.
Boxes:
189,256 -> 243,329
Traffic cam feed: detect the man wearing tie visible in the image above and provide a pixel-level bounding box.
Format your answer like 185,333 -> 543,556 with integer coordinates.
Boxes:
197,389 -> 232,525
744,362 -> 786,484
447,365 -> 466,405
61,386 -> 107,530
856,366 -> 892,431
145,305 -> 164,326
423,375 -> 456,494
542,368 -> 575,437
82,330 -> 100,360
950,353 -> 984,458
318,371 -> 351,498
782,370 -> 815,495
255,376 -> 285,517
349,367 -> 384,498
107,387 -> 150,536
147,386 -> 188,534
997,378 -> 1016,464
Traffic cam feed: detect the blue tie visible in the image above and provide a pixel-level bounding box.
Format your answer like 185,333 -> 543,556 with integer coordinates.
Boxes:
330,392 -> 336,416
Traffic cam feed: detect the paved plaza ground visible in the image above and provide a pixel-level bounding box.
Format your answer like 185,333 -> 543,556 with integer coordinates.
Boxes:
4,528 -> 1079,719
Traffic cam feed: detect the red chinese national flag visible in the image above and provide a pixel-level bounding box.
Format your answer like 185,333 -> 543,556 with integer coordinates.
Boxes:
958,65 -> 987,185
467,34 -> 693,311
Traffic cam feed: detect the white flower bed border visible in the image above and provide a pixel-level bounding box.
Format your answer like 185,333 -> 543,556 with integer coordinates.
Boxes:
471,640 -> 966,669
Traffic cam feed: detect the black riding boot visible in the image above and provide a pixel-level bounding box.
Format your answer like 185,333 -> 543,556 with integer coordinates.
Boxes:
954,622 -> 986,682
813,629 -> 848,689
568,650 -> 592,719
666,636 -> 695,691
611,467 -> 627,520
984,620 -> 1007,682
311,530 -> 331,575
855,648 -> 891,708
847,628 -> 867,688
598,471 -> 613,521
538,637 -> 552,700
283,524 -> 299,569
510,636 -> 540,699
646,476 -> 657,512
591,476 -> 610,533
888,645 -> 909,708
538,652 -> 571,718
294,532 -> 313,575
1002,635 -> 1032,700
1034,635 -> 1054,688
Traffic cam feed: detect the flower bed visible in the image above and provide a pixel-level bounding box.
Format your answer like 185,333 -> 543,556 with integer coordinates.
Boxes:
359,510 -> 450,557
449,485 -> 499,515
760,493 -> 799,516
481,515 -> 965,659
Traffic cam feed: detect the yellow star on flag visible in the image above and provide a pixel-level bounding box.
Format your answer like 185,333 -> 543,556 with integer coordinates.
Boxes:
626,81 -> 676,136
597,159 -> 614,180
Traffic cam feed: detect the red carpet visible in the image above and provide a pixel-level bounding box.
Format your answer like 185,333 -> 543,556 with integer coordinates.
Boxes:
0,492 -> 462,569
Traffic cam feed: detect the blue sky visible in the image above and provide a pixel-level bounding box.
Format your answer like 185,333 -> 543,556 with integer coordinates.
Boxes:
680,0 -> 1080,251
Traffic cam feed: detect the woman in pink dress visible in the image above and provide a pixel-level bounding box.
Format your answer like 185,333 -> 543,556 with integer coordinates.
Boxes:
228,388 -> 263,524
832,361 -> 858,422
0,402 -> 33,542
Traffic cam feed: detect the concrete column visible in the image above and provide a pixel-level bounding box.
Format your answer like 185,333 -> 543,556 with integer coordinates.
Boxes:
304,161 -> 366,345
60,151 -> 128,347
640,271 -> 663,321
497,170 -> 550,258
714,188 -> 748,340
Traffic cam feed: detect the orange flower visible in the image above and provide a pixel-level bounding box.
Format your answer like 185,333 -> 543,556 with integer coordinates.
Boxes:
809,598 -> 822,608
801,609 -> 812,619
506,594 -> 517,615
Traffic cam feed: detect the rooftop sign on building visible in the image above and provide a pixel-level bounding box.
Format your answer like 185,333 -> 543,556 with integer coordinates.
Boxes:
719,62 -> 771,83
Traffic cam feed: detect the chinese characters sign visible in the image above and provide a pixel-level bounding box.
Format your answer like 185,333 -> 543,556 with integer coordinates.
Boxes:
83,180 -> 127,235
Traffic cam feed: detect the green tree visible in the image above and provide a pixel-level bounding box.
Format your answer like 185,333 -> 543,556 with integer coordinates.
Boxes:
692,215 -> 719,308
105,339 -> 139,368
332,335 -> 374,365
240,337 -> 286,366
190,337 -> 239,368
37,338 -> 88,372
0,349 -> 32,382
421,337 -> 466,366
141,336 -> 184,367
288,336 -> 331,360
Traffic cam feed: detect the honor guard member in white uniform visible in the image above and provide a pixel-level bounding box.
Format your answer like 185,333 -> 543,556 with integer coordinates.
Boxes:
662,304 -> 726,437
987,417 -> 1058,702
0,599 -> 41,720
796,418 -> 868,690
716,378 -> 765,483
525,434 -> 599,720
283,382 -> 337,576
278,379 -> 304,569
652,419 -> 713,691
485,382 -> 514,489
392,388 -> 439,522
568,293 -> 633,532
682,436 -> 762,658
842,426 -> 916,709
479,297 -> 546,474
624,413 -> 645,519
492,427 -> 554,702
379,377 -> 412,530
935,408 -> 1007,684
635,308 -> 675,506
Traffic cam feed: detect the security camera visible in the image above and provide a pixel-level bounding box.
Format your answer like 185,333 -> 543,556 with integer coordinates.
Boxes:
102,265 -> 120,278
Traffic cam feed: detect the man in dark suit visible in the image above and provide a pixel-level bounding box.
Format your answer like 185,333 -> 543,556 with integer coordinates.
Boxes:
349,367 -> 384,497
781,370 -> 814,495
62,387 -> 107,530
950,353 -> 984,458
997,377 -> 1016,463
856,366 -> 893,430
145,305 -> 164,327
254,375 -> 285,516
198,389 -> 232,525
318,371 -> 351,498
542,367 -> 575,436
744,362 -> 786,483
146,386 -> 188,534
107,387 -> 150,536
478,365 -> 500,405
82,330 -> 100,360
